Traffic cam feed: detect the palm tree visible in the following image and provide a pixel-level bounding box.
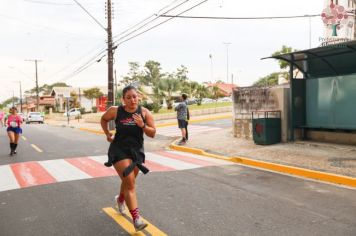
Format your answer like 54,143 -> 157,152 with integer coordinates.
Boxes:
159,76 -> 181,109
195,85 -> 209,105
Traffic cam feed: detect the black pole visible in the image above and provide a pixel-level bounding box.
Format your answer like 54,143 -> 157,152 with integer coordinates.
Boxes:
19,81 -> 23,113
289,54 -> 294,141
107,0 -> 114,108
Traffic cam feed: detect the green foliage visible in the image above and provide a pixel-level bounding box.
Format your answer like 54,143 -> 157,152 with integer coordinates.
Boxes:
92,106 -> 97,113
25,82 -> 70,95
272,45 -> 297,70
253,72 -> 281,87
122,62 -> 144,86
144,60 -> 163,86
115,90 -> 123,106
176,65 -> 189,82
83,87 -> 104,109
159,75 -> 181,109
0,97 -> 19,108
80,107 -> 86,114
141,101 -> 154,111
195,84 -> 209,105
152,102 -> 162,113
70,92 -> 80,109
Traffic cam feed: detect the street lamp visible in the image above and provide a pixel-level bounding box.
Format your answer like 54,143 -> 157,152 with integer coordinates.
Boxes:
223,42 -> 231,84
209,54 -> 213,82
13,81 -> 23,113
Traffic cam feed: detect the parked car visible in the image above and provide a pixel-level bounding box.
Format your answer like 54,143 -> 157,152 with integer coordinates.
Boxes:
217,97 -> 232,102
26,112 -> 44,124
63,108 -> 81,117
17,113 -> 26,122
201,98 -> 214,104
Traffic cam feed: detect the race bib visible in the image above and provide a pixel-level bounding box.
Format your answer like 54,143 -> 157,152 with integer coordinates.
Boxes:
10,121 -> 18,128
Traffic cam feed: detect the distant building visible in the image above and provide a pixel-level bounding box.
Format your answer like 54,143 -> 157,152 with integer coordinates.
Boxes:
206,83 -> 238,97
50,86 -> 107,112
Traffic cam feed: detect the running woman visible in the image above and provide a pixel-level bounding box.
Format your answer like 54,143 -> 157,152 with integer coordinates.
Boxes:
7,107 -> 23,155
101,85 -> 156,232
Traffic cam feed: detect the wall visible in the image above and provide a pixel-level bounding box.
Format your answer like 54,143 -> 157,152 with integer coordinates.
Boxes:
233,86 -> 290,142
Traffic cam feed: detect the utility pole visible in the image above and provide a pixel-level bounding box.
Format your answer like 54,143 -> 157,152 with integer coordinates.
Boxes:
26,59 -> 41,111
78,87 -> 81,106
12,90 -> 15,107
114,69 -> 117,106
223,42 -> 231,84
14,81 -> 23,112
106,0 -> 114,109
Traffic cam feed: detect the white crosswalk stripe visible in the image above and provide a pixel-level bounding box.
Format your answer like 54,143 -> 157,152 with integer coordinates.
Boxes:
0,151 -> 232,193
39,159 -> 91,182
0,165 -> 20,192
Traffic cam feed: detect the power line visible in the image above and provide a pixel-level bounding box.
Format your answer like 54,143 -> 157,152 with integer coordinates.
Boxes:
23,0 -> 98,6
114,0 -> 209,46
113,0 -> 189,40
53,0 -> 208,83
72,0 -> 107,32
53,1 -> 192,83
158,14 -> 320,20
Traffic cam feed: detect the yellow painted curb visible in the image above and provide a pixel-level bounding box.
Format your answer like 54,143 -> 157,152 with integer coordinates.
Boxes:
169,141 -> 356,188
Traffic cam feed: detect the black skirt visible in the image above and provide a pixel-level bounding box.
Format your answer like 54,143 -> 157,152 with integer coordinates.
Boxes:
106,140 -> 148,177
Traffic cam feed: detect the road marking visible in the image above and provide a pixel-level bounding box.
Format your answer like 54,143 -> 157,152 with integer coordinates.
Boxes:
21,136 -> 27,141
0,165 -> 20,191
103,207 -> 167,236
10,162 -> 56,188
39,159 -> 91,182
31,144 -> 43,153
103,207 -> 146,235
155,150 -> 216,167
148,153 -> 200,170
0,151 -> 231,193
66,157 -> 117,177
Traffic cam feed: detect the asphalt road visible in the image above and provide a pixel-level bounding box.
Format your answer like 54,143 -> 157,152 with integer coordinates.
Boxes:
0,122 -> 355,236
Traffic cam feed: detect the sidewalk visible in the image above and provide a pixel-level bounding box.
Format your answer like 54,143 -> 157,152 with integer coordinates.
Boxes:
184,128 -> 356,178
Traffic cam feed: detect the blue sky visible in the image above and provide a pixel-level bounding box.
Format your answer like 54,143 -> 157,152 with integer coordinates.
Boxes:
0,0 -> 324,102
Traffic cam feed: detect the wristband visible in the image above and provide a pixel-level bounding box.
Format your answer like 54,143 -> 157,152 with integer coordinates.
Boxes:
141,123 -> 146,129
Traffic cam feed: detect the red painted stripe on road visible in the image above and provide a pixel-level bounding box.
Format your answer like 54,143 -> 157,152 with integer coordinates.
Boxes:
145,160 -> 176,172
155,151 -> 215,167
11,162 -> 57,188
66,157 -> 117,178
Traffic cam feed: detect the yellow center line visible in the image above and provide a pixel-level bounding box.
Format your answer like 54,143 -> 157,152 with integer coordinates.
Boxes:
103,207 -> 168,236
103,207 -> 146,236
21,136 -> 27,141
31,144 -> 43,153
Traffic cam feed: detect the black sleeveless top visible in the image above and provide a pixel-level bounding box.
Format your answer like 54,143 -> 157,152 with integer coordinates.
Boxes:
114,105 -> 144,148
106,105 -> 149,177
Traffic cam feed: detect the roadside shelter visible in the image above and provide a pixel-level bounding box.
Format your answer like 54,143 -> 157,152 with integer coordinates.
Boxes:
263,40 -> 356,142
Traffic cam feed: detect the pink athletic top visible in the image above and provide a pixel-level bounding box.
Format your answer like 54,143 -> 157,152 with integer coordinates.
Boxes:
0,111 -> 4,119
7,115 -> 22,128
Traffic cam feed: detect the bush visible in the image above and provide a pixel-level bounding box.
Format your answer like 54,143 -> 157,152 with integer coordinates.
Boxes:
80,107 -> 86,114
152,102 -> 162,113
141,101 -> 154,111
92,106 -> 97,113
196,98 -> 202,105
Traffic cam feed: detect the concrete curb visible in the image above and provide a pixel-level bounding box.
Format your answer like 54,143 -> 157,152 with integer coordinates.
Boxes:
169,140 -> 356,188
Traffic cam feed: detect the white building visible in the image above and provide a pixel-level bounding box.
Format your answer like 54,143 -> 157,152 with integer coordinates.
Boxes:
50,86 -> 107,112
322,0 -> 356,43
